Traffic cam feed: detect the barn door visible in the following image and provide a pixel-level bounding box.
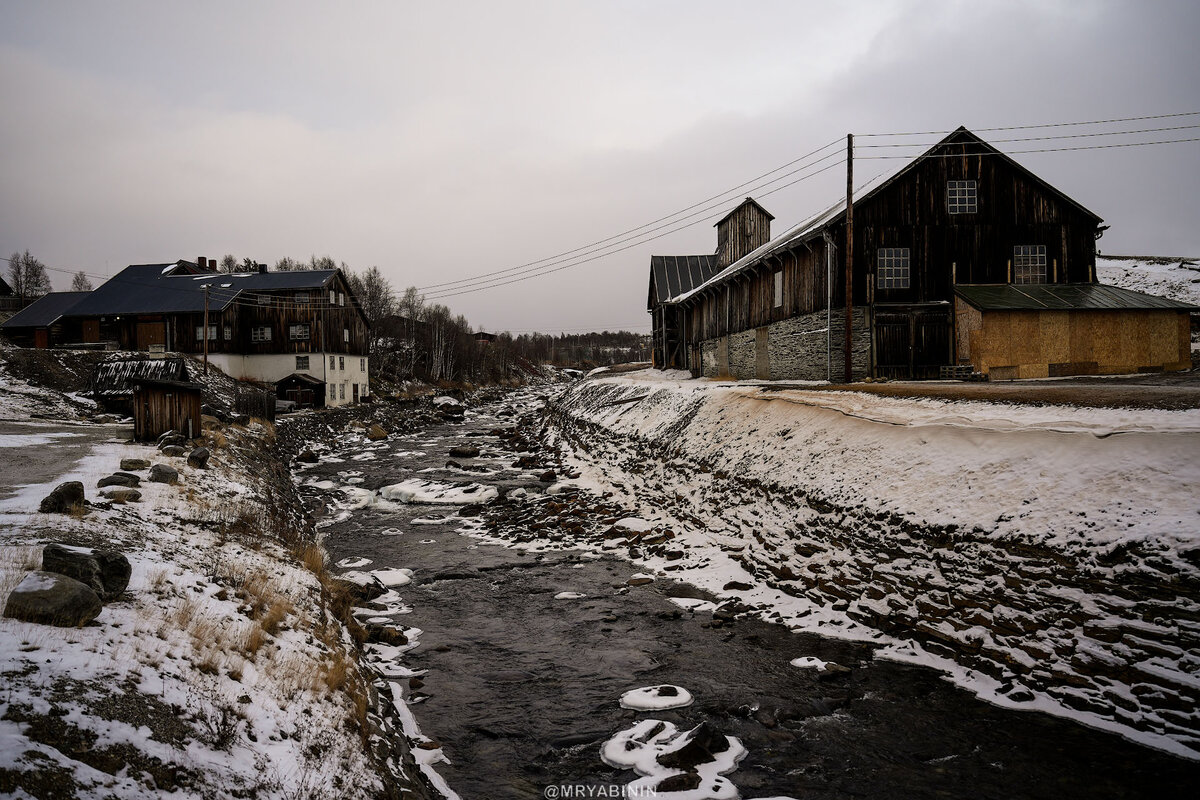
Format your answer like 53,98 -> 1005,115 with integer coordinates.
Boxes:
82,320 -> 100,343
874,309 -> 952,379
34,329 -> 49,348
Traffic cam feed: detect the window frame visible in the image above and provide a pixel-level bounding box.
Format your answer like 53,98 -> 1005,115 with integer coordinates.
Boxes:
947,180 -> 977,214
295,355 -> 310,370
288,323 -> 311,340
251,325 -> 272,343
773,270 -> 783,309
1013,245 -> 1048,285
876,247 -> 911,290
194,324 -> 217,341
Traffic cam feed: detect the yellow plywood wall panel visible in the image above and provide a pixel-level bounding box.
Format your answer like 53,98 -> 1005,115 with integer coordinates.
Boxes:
965,308 -> 1191,378
1039,311 -> 1071,364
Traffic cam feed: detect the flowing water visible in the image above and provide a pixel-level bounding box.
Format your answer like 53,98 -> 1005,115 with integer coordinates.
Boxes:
295,390 -> 1198,800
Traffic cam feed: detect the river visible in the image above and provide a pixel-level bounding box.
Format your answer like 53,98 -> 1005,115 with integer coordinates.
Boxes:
292,389 -> 1198,799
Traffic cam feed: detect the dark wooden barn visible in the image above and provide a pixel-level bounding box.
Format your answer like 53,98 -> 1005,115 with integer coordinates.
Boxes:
132,378 -> 202,441
654,127 -> 1194,381
89,357 -> 192,414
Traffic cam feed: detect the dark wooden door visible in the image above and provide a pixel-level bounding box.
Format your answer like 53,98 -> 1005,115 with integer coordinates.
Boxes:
874,308 -> 953,379
82,320 -> 100,343
34,329 -> 49,348
136,322 -> 165,350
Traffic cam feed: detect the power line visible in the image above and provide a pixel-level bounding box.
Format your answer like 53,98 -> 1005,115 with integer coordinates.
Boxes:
855,111 -> 1200,137
856,123 -> 1200,148
857,137 -> 1200,159
417,137 -> 843,292
423,159 -> 847,301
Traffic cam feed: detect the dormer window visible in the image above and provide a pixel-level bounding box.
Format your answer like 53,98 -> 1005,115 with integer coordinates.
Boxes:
947,180 -> 977,214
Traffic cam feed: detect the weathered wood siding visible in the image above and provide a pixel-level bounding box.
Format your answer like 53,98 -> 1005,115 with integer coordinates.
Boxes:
133,383 -> 202,441
717,202 -> 774,268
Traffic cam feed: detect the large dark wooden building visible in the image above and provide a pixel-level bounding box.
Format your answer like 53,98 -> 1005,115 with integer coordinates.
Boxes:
652,127 -> 1195,380
2,258 -> 371,406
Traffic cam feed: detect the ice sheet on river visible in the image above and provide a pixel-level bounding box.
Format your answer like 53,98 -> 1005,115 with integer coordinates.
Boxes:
380,479 -> 498,505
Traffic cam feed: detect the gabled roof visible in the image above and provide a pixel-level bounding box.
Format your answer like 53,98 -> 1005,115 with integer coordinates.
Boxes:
714,197 -> 775,227
66,264 -> 341,317
671,126 -> 1105,304
0,274 -> 14,296
648,254 -> 721,308
0,291 -> 91,329
955,283 -> 1199,311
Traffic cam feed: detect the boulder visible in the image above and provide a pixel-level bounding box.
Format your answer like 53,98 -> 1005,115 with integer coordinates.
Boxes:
157,433 -> 187,450
3,571 -> 102,627
160,445 -> 186,457
101,488 -> 142,503
448,445 -> 480,459
366,424 -> 389,441
187,447 -> 211,469
539,470 -> 557,483
119,458 -> 151,471
512,456 -> 540,469
97,472 -> 140,489
42,543 -> 131,601
364,623 -> 409,646
296,449 -> 319,463
149,464 -> 179,485
38,481 -> 85,514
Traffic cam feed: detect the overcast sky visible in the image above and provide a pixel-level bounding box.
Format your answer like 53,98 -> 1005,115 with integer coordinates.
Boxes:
2,1 -> 1197,334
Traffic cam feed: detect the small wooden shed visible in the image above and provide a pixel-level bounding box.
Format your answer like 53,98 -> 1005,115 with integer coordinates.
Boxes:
132,378 -> 202,441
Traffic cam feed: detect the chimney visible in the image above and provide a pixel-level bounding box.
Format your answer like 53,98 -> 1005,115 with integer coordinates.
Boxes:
197,256 -> 207,270
257,263 -> 268,274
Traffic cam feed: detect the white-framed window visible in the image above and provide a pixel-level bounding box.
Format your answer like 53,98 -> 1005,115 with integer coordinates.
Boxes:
947,180 -> 977,214
338,292 -> 345,307
343,327 -> 350,343
360,358 -> 366,372
195,325 -> 217,341
251,326 -> 272,342
339,356 -> 345,371
296,355 -> 309,370
877,248 -> 911,289
773,270 -> 783,308
339,384 -> 346,400
289,323 -> 311,340
223,325 -> 232,341
1014,245 -> 1047,284
329,290 -> 336,304
294,293 -> 309,305
257,294 -> 270,306
329,355 -> 336,370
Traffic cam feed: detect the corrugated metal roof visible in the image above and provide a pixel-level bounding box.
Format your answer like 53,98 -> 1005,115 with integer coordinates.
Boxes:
0,291 -> 91,329
66,264 -> 339,317
90,357 -> 190,397
955,283 -> 1199,311
649,255 -> 721,307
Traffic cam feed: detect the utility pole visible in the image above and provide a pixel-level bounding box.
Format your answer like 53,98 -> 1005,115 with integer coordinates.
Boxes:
203,285 -> 210,375
843,133 -> 854,383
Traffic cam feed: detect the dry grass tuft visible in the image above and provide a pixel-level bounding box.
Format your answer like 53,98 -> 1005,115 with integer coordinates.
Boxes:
296,542 -> 325,576
259,598 -> 292,636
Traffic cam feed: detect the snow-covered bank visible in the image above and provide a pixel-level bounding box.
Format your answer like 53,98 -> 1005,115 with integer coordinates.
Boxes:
547,371 -> 1200,758
0,419 -> 411,798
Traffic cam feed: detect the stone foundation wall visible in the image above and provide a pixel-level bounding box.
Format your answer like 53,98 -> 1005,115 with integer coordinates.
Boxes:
698,308 -> 869,381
